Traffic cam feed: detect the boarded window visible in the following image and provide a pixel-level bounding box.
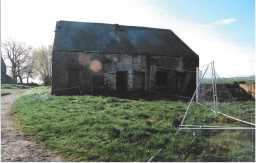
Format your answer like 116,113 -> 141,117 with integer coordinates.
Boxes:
133,71 -> 145,90
116,71 -> 128,92
156,70 -> 168,86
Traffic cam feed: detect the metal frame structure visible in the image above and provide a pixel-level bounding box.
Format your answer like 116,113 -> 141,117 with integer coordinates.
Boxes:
180,61 -> 255,129
147,60 -> 255,162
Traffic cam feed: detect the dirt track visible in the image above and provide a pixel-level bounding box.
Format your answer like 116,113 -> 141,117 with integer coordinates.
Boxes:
1,89 -> 63,162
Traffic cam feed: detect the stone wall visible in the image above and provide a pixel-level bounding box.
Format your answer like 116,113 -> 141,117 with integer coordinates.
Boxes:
103,54 -> 146,91
52,51 -> 198,97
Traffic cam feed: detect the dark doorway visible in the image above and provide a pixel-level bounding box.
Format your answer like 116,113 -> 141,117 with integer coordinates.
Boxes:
175,71 -> 185,94
92,74 -> 104,93
116,71 -> 128,92
67,69 -> 80,94
156,70 -> 168,86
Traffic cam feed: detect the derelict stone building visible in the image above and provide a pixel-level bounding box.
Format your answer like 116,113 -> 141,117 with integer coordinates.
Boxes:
52,21 -> 199,97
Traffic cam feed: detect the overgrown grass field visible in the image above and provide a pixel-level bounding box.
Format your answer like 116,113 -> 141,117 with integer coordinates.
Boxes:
13,87 -> 255,161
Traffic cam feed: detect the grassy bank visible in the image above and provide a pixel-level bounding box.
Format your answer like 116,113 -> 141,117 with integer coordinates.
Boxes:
13,87 -> 255,161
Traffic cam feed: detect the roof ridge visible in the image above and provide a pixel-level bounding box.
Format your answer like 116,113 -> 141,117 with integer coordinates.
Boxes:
57,20 -> 172,32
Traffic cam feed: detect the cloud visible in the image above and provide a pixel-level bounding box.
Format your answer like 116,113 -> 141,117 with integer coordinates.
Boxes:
212,18 -> 237,25
205,18 -> 238,28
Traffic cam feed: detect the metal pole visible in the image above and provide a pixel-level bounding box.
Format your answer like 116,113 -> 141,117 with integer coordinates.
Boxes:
179,127 -> 255,130
180,64 -> 210,126
210,61 -> 216,111
212,61 -> 218,110
196,67 -> 199,103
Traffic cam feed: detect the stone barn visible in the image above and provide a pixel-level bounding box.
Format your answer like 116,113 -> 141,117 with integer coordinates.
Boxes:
52,21 -> 199,98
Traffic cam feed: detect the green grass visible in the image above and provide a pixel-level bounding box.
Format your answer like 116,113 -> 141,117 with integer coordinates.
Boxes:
1,84 -> 30,89
1,84 -> 30,96
1,89 -> 11,96
13,87 -> 255,161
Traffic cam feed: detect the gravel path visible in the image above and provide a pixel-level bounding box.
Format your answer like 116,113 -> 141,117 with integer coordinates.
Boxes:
1,89 -> 63,162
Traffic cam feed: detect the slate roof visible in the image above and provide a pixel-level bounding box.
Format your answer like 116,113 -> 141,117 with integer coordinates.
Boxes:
53,20 -> 198,58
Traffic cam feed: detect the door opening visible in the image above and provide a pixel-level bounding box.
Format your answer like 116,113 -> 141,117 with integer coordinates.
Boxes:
134,71 -> 145,90
116,71 -> 128,92
156,70 -> 168,87
67,68 -> 80,94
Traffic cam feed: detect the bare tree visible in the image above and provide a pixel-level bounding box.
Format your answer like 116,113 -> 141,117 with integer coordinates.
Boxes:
32,45 -> 52,85
22,55 -> 34,83
1,40 -> 32,83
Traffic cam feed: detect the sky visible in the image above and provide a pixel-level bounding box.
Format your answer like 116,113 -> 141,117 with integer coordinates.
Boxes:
1,0 -> 255,77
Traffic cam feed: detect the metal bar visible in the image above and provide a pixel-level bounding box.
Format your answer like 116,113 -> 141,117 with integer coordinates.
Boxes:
147,149 -> 162,162
215,110 -> 256,126
196,67 -> 199,103
210,61 -> 216,111
198,99 -> 255,127
212,61 -> 218,108
179,127 -> 255,130
180,64 -> 210,126
147,129 -> 181,162
180,124 -> 224,128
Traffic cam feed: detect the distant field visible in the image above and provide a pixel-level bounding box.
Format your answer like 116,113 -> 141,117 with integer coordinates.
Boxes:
202,76 -> 255,84
223,76 -> 255,84
13,87 -> 255,161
